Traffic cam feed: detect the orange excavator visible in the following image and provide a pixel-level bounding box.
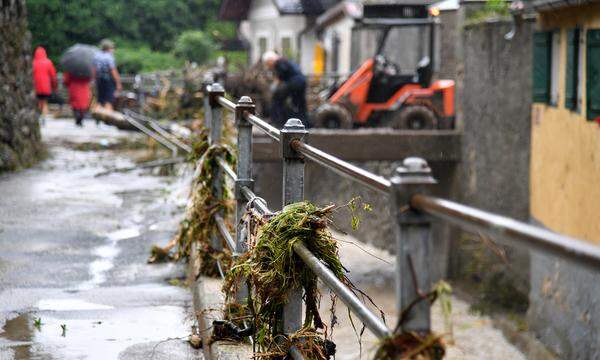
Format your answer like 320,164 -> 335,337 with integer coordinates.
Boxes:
313,16 -> 455,130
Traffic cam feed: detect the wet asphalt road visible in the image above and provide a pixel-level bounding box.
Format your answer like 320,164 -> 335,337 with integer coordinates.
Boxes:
0,119 -> 201,359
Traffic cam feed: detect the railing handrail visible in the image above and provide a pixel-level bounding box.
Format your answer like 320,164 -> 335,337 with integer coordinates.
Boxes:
235,177 -> 394,338
246,113 -> 281,141
412,195 -> 600,271
199,83 -> 600,356
291,140 -> 392,194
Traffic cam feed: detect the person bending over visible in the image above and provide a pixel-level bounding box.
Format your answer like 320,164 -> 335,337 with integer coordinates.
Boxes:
262,51 -> 309,128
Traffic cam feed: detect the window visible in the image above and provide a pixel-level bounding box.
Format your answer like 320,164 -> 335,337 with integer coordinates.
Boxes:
550,31 -> 561,105
586,29 -> 600,120
532,32 -> 552,103
281,37 -> 292,58
258,37 -> 267,58
331,32 -> 340,74
565,28 -> 580,110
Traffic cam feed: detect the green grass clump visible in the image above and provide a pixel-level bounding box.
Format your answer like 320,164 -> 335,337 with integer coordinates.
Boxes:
223,202 -> 345,358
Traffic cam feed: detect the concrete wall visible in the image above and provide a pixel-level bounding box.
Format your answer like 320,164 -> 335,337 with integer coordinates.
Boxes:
438,10 -> 458,80
453,18 -> 535,307
0,0 -> 44,173
527,5 -> 600,359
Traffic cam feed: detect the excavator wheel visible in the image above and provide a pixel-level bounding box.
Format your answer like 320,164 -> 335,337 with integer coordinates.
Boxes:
388,105 -> 438,130
313,103 -> 353,129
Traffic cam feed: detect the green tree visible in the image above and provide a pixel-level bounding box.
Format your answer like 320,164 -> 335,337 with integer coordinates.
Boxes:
26,0 -> 223,60
173,31 -> 216,65
115,46 -> 183,74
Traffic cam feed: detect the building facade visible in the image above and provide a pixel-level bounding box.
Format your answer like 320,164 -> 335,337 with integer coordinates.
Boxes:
528,1 -> 600,358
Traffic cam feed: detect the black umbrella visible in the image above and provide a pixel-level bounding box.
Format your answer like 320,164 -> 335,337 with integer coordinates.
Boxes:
60,44 -> 98,78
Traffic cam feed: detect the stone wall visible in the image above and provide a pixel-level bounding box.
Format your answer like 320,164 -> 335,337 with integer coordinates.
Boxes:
448,18 -> 535,311
0,0 -> 44,172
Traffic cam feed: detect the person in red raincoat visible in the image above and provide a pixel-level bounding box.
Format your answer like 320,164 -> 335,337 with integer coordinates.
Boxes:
32,47 -> 57,121
63,72 -> 92,126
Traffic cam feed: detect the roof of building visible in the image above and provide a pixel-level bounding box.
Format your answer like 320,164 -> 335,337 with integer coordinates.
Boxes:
362,0 -> 437,5
431,0 -> 459,11
315,1 -> 363,29
525,0 -> 599,12
219,0 -> 339,20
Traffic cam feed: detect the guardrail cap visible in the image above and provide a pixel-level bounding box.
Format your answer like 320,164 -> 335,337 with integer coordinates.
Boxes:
238,96 -> 254,105
281,118 -> 306,132
391,156 -> 436,185
208,82 -> 225,93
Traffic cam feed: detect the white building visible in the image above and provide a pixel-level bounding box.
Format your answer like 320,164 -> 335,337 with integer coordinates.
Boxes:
219,0 -> 339,73
220,0 -> 451,78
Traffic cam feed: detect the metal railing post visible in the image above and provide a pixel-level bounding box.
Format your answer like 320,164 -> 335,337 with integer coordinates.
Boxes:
233,96 -> 255,304
203,82 -> 212,131
234,96 -> 255,252
208,83 -> 225,252
281,118 -> 308,334
389,157 -> 436,333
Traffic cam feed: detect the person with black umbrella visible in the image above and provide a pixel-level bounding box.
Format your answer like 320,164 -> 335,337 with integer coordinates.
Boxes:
61,44 -> 97,126
94,39 -> 122,111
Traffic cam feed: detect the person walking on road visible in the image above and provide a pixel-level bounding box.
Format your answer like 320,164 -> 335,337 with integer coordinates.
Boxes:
262,51 -> 309,128
94,39 -> 121,111
63,71 -> 92,127
32,46 -> 58,123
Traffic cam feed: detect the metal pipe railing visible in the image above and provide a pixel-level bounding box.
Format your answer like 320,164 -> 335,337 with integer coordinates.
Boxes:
240,186 -> 271,215
214,214 -> 237,254
217,96 -> 236,111
246,113 -> 281,141
291,140 -> 391,194
125,110 -> 192,153
124,115 -> 179,157
216,156 -> 237,181
412,195 -> 600,271
293,242 -> 392,339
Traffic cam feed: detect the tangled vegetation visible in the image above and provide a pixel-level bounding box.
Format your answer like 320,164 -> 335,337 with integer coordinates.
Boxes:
373,280 -> 452,359
221,202 -> 372,359
373,332 -> 445,360
149,128 -> 236,277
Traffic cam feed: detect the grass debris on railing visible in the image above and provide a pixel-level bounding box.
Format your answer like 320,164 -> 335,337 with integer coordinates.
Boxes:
148,129 -> 236,277
221,201 -> 379,359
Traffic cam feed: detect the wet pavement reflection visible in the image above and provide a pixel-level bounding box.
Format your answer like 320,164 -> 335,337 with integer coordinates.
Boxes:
0,119 -> 201,359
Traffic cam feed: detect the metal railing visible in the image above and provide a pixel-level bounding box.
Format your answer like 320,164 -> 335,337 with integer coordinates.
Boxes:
200,83 -> 600,356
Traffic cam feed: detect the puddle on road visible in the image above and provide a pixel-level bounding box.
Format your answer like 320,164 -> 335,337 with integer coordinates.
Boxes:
78,227 -> 141,291
105,228 -> 140,242
37,299 -> 113,311
0,305 -> 191,359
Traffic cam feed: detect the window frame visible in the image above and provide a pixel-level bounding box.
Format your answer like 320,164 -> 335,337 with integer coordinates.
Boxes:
564,27 -> 580,111
532,31 -> 552,104
586,28 -> 600,121
549,30 -> 561,106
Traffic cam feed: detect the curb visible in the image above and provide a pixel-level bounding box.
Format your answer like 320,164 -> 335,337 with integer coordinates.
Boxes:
189,242 -> 253,359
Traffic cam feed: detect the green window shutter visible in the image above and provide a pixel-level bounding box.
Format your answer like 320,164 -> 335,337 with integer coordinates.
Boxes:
533,32 -> 551,103
587,29 -> 600,120
565,29 -> 579,110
